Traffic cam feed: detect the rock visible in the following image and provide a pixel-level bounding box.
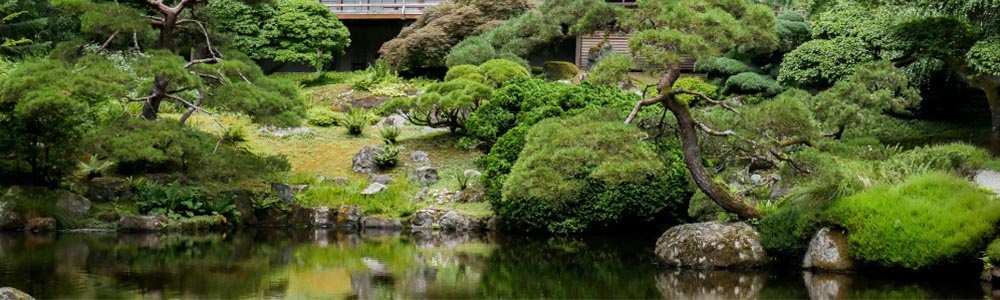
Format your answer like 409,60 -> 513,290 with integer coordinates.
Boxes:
290,206 -> 333,228
0,191 -> 23,231
463,169 -> 482,179
87,177 -> 131,202
336,205 -> 362,231
232,192 -> 256,225
438,211 -> 482,232
409,209 -> 437,230
455,190 -> 485,203
413,167 -> 439,186
587,39 -> 616,68
326,177 -> 350,186
97,212 -> 119,223
362,217 -> 403,230
654,221 -> 769,268
368,174 -> 395,185
377,114 -> 407,127
804,272 -> 853,300
750,174 -> 763,185
361,183 -> 388,195
656,270 -> 765,299
413,187 -> 429,201
255,207 -> 289,226
271,183 -> 307,205
57,191 -> 91,217
411,151 -> 430,163
118,215 -> 168,232
0,287 -> 34,300
803,227 -> 855,271
542,61 -> 582,81
353,146 -> 382,174
24,217 -> 56,233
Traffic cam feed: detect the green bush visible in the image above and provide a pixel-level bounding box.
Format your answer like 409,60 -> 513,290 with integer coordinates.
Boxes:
542,61 -> 581,81
695,57 -> 754,78
479,59 -> 530,87
307,107 -> 340,127
379,126 -> 401,144
445,64 -> 484,82
755,204 -> 825,256
723,72 -> 783,96
986,238 -> 1000,265
381,78 -> 492,132
585,53 -> 632,86
342,109 -> 368,136
374,145 -> 401,169
349,60 -> 401,92
823,172 -> 1000,269
778,37 -> 873,88
133,179 -> 240,220
671,77 -> 719,105
498,110 -> 692,233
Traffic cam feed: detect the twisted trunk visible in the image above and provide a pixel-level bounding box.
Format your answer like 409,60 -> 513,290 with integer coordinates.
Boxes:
141,77 -> 170,121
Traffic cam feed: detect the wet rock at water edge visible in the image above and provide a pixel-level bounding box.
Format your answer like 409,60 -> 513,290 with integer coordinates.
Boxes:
362,183 -> 388,195
655,221 -> 768,268
409,209 -> 438,230
438,211 -> 483,232
271,183 -> 307,205
656,269 -> 765,299
290,206 -> 333,228
57,191 -> 91,217
368,174 -> 395,185
413,167 -> 439,186
362,217 -> 402,230
803,227 -> 855,272
353,146 -> 383,174
24,217 -> 56,233
0,191 -> 23,231
411,151 -> 430,163
87,177 -> 131,202
804,272 -> 852,300
0,287 -> 35,300
336,205 -> 362,231
255,207 -> 289,226
118,215 -> 168,232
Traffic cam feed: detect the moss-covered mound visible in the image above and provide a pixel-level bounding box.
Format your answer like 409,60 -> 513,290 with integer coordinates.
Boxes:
496,110 -> 692,233
824,172 -> 1000,269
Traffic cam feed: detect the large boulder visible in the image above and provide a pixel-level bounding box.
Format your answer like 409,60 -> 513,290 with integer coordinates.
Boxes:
255,207 -> 289,226
352,146 -> 382,174
412,167 -> 439,186
655,221 -> 768,269
409,209 -> 437,230
438,211 -> 482,232
290,206 -> 333,228
362,217 -> 403,230
118,215 -> 168,232
57,191 -> 91,217
543,61 -> 582,81
336,205 -> 362,231
803,227 -> 855,272
271,183 -> 307,205
87,177 -> 131,202
0,189 -> 23,231
0,287 -> 34,300
24,217 -> 56,233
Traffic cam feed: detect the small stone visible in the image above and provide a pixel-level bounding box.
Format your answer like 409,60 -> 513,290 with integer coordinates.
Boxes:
24,217 -> 56,233
57,191 -> 91,217
411,151 -> 430,163
750,174 -> 763,185
271,183 -> 307,205
362,183 -> 388,195
326,177 -> 350,186
118,215 -> 168,232
368,174 -> 395,185
0,287 -> 35,300
413,167 -> 439,186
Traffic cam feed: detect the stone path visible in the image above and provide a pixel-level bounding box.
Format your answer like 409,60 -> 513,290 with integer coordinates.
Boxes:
975,170 -> 1000,195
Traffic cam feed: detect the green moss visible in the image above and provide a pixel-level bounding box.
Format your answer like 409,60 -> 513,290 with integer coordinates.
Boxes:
542,61 -> 581,81
823,172 -> 1000,269
986,238 -> 1000,260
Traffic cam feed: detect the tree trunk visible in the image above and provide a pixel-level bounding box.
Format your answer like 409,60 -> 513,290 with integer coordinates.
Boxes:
142,77 -> 170,121
665,97 -> 765,220
987,85 -> 1000,155
159,12 -> 177,48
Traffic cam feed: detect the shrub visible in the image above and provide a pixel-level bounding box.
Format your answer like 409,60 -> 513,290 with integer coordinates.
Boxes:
671,77 -> 719,105
79,155 -> 114,179
374,145 -> 401,169
381,78 -> 492,133
778,37 -> 873,88
585,53 -> 632,86
307,107 -> 340,127
695,57 -> 754,78
444,64 -> 484,82
379,126 -> 401,144
342,109 -> 369,136
823,172 -> 1000,269
369,82 -> 409,98
542,61 -> 581,81
479,59 -> 530,87
498,110 -> 692,233
723,72 -> 783,96
349,60 -> 401,92
755,204 -> 825,256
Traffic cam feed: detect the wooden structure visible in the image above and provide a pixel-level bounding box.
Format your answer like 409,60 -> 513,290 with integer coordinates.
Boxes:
320,0 -> 444,20
577,33 -> 696,71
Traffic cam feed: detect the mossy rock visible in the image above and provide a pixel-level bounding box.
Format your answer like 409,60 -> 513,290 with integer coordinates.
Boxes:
542,61 -> 581,81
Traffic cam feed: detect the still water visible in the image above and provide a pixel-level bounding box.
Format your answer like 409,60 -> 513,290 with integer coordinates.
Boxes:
0,229 -> 987,299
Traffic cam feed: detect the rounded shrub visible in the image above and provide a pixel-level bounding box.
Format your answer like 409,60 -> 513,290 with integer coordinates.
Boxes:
444,64 -> 483,82
479,59 -> 530,87
671,77 -> 719,105
695,57 -> 754,78
723,72 -> 783,96
778,37 -> 873,88
307,107 -> 340,127
497,109 -> 693,233
823,172 -> 1000,270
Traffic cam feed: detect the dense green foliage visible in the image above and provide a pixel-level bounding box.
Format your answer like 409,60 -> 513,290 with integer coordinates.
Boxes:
445,12 -> 561,67
810,61 -> 921,137
585,53 -> 632,86
306,107 -> 339,127
722,72 -> 783,96
498,110 -> 692,233
207,0 -> 351,70
824,172 -> 1000,270
378,0 -> 530,70
383,79 -> 492,132
133,179 -> 240,220
778,37 -> 872,88
671,77 -> 719,104
695,57 -> 755,78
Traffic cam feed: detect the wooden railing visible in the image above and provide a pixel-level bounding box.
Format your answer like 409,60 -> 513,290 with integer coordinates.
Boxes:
321,0 -> 444,19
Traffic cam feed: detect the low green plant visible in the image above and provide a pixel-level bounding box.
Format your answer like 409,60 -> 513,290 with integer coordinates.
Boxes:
307,106 -> 340,127
823,172 -> 1000,269
379,126 -> 401,144
695,57 -> 754,78
456,169 -> 471,190
224,123 -> 249,142
374,145 -> 401,169
79,154 -> 115,179
342,109 -> 369,136
984,238 -> 1000,269
297,179 -> 418,218
133,179 -> 241,221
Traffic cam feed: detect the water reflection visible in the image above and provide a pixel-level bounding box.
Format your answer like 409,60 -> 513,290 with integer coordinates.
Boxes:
0,230 -> 989,299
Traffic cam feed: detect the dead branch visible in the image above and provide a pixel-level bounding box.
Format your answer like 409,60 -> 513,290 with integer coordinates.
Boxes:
695,121 -> 735,137
624,94 -> 666,124
673,88 -> 740,114
96,31 -> 120,53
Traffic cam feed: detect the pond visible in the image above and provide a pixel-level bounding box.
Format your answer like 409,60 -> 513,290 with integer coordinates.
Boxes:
0,229 -> 988,299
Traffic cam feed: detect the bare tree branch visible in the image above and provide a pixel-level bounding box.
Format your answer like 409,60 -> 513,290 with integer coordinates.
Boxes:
673,88 -> 741,114
96,31 -> 120,53
625,94 -> 665,124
